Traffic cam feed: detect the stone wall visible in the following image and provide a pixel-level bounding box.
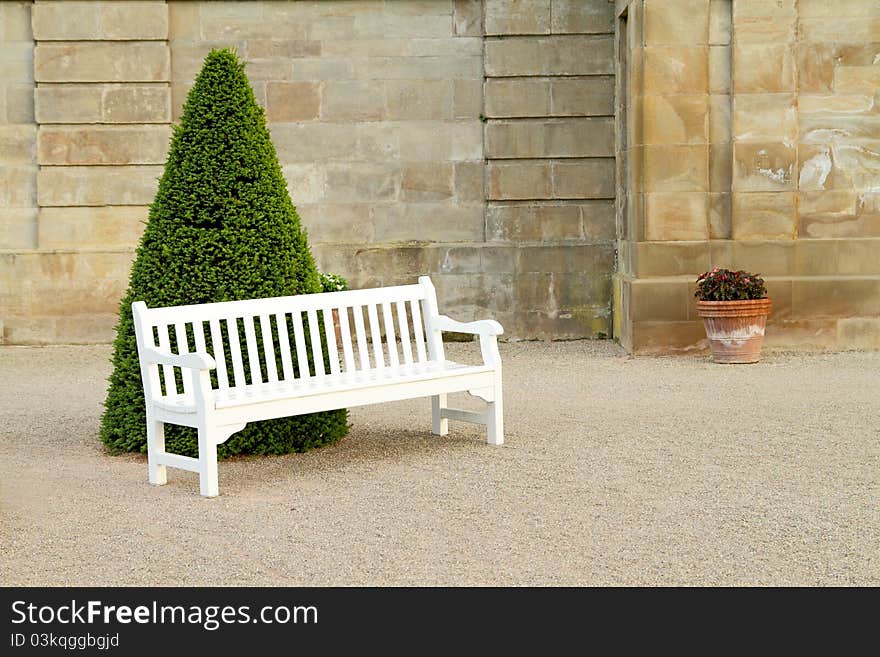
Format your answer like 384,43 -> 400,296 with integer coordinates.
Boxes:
0,0 -> 618,344
614,0 -> 880,353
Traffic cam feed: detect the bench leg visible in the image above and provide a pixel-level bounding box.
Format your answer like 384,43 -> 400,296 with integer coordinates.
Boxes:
197,427 -> 219,498
147,417 -> 167,486
431,394 -> 448,436
487,391 -> 504,446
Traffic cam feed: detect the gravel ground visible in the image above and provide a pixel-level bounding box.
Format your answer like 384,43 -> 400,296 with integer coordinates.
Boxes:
0,341 -> 877,586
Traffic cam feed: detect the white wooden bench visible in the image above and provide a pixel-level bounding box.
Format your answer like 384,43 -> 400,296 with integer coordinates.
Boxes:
132,276 -> 503,497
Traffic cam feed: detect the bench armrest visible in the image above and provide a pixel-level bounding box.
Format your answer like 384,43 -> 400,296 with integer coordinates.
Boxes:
434,315 -> 504,337
142,346 -> 216,371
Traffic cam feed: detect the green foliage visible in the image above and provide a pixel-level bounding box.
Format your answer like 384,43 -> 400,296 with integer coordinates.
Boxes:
694,268 -> 767,301
319,272 -> 348,293
100,49 -> 348,458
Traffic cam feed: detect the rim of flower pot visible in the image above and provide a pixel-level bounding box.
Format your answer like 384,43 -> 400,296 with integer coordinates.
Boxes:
696,297 -> 772,318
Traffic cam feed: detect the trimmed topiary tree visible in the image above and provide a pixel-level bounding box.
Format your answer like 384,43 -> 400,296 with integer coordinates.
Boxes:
100,48 -> 349,457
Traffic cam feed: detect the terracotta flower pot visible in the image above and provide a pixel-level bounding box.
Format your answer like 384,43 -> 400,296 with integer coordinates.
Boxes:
696,298 -> 772,364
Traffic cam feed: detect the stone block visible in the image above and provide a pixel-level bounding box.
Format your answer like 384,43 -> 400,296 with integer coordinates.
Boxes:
553,159 -> 616,199
298,203 -> 374,245
485,118 -> 614,159
35,42 -> 170,83
709,192 -> 732,238
5,84 -> 33,124
631,278 -> 689,322
0,165 -> 37,207
103,84 -> 170,123
631,320 -> 707,355
31,2 -> 99,41
550,76 -> 614,117
731,192 -> 795,239
245,58 -> 294,82
709,143 -> 732,192
33,1 -> 167,40
644,145 -> 708,192
266,82 -> 321,122
798,190 -> 880,238
37,165 -> 162,206
452,79 -> 482,119
709,45 -> 731,94
484,0 -> 550,35
833,67 -> 880,94
37,206 -> 147,249
0,43 -> 34,83
733,44 -> 795,93
271,123 -> 358,162
645,192 -> 709,241
324,163 -> 399,202
581,200 -> 615,240
643,95 -> 708,145
0,125 -> 35,164
733,142 -> 795,192
516,244 -> 613,274
99,2 -> 168,40
645,0 -> 709,45
168,1 -> 200,39
2,1 -> 32,40
408,38 -> 483,57
371,203 -> 484,243
35,85 -> 101,124
635,241 -> 712,277
454,162 -> 484,203
792,277 -> 880,319
730,240 -> 795,276
321,81 -> 385,121
281,164 -> 325,204
485,79 -> 551,118
352,56 -> 482,80
709,95 -> 731,143
796,43 -> 834,93
733,94 -> 796,144
454,0 -> 482,36
385,80 -> 453,120
320,39 -> 408,58
401,162 -> 454,201
487,161 -> 552,200
837,318 -> 880,350
0,208 -> 37,249
485,35 -> 614,76
551,0 -> 613,34
352,13 -> 453,39
397,121 -> 482,161
799,18 -> 880,42
246,40 -> 322,59
643,46 -> 709,94
486,203 -> 582,242
37,125 -> 171,166
709,0 -> 732,45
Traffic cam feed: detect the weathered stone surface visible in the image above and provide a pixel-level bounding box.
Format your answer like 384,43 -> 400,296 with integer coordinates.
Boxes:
636,241 -> 712,277
452,79 -> 481,118
799,18 -> 880,43
321,81 -> 385,120
709,143 -> 732,192
837,317 -> 880,349
733,142 -> 795,192
550,76 -> 614,116
798,190 -> 880,238
709,192 -> 732,238
485,118 -> 614,159
643,46 -> 709,94
103,84 -> 170,123
484,0 -> 550,36
454,162 -> 484,202
37,125 -> 171,165
733,94 -> 797,144
733,44 -> 795,93
266,82 -> 321,122
37,206 -> 147,249
2,1 -> 32,41
324,163 -> 399,202
0,165 -> 37,207
486,202 -> 613,242
246,40 -> 322,59
709,0 -> 732,45
0,125 -> 35,164
281,164 -> 325,204
709,45 -> 731,94
168,1 -> 199,39
385,80 -> 453,120
631,278 -> 689,322
833,66 -> 880,94
37,165 -> 163,206
645,192 -> 709,241
370,203 -> 484,242
553,159 -> 615,199
352,56 -> 481,80
644,145 -> 708,192
99,2 -> 168,40
397,121 -> 482,160
0,43 -> 34,83
792,277 -> 880,318
401,162 -> 454,201
35,42 -> 170,82
298,203 -> 374,244
453,0 -> 482,36
0,208 -> 37,249
642,95 -> 708,145
551,0 -> 613,34
488,161 -> 552,200
645,0 -> 709,45
485,79 -> 551,118
485,36 -> 614,77
731,192 -> 795,239
32,1 -> 167,40
630,320 -> 707,355
5,84 -> 34,124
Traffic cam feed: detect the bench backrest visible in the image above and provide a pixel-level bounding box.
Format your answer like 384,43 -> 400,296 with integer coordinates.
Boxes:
133,276 -> 446,400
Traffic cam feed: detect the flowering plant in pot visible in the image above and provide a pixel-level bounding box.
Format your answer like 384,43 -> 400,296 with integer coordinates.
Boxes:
694,268 -> 771,364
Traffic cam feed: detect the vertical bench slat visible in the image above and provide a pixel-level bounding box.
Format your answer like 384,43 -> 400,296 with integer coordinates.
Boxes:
410,299 -> 427,363
259,314 -> 278,383
243,315 -> 262,385
367,303 -> 384,369
396,300 -> 413,365
382,302 -> 399,368
209,319 -> 229,389
338,306 -> 356,372
352,305 -> 371,370
275,313 -> 294,381
174,322 -> 190,396
292,311 -> 310,378
192,320 -> 209,389
307,309 -> 325,377
156,324 -> 175,395
323,308 -> 341,376
226,317 -> 246,388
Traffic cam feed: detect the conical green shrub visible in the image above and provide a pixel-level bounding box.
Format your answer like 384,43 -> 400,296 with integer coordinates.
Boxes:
100,48 -> 349,457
